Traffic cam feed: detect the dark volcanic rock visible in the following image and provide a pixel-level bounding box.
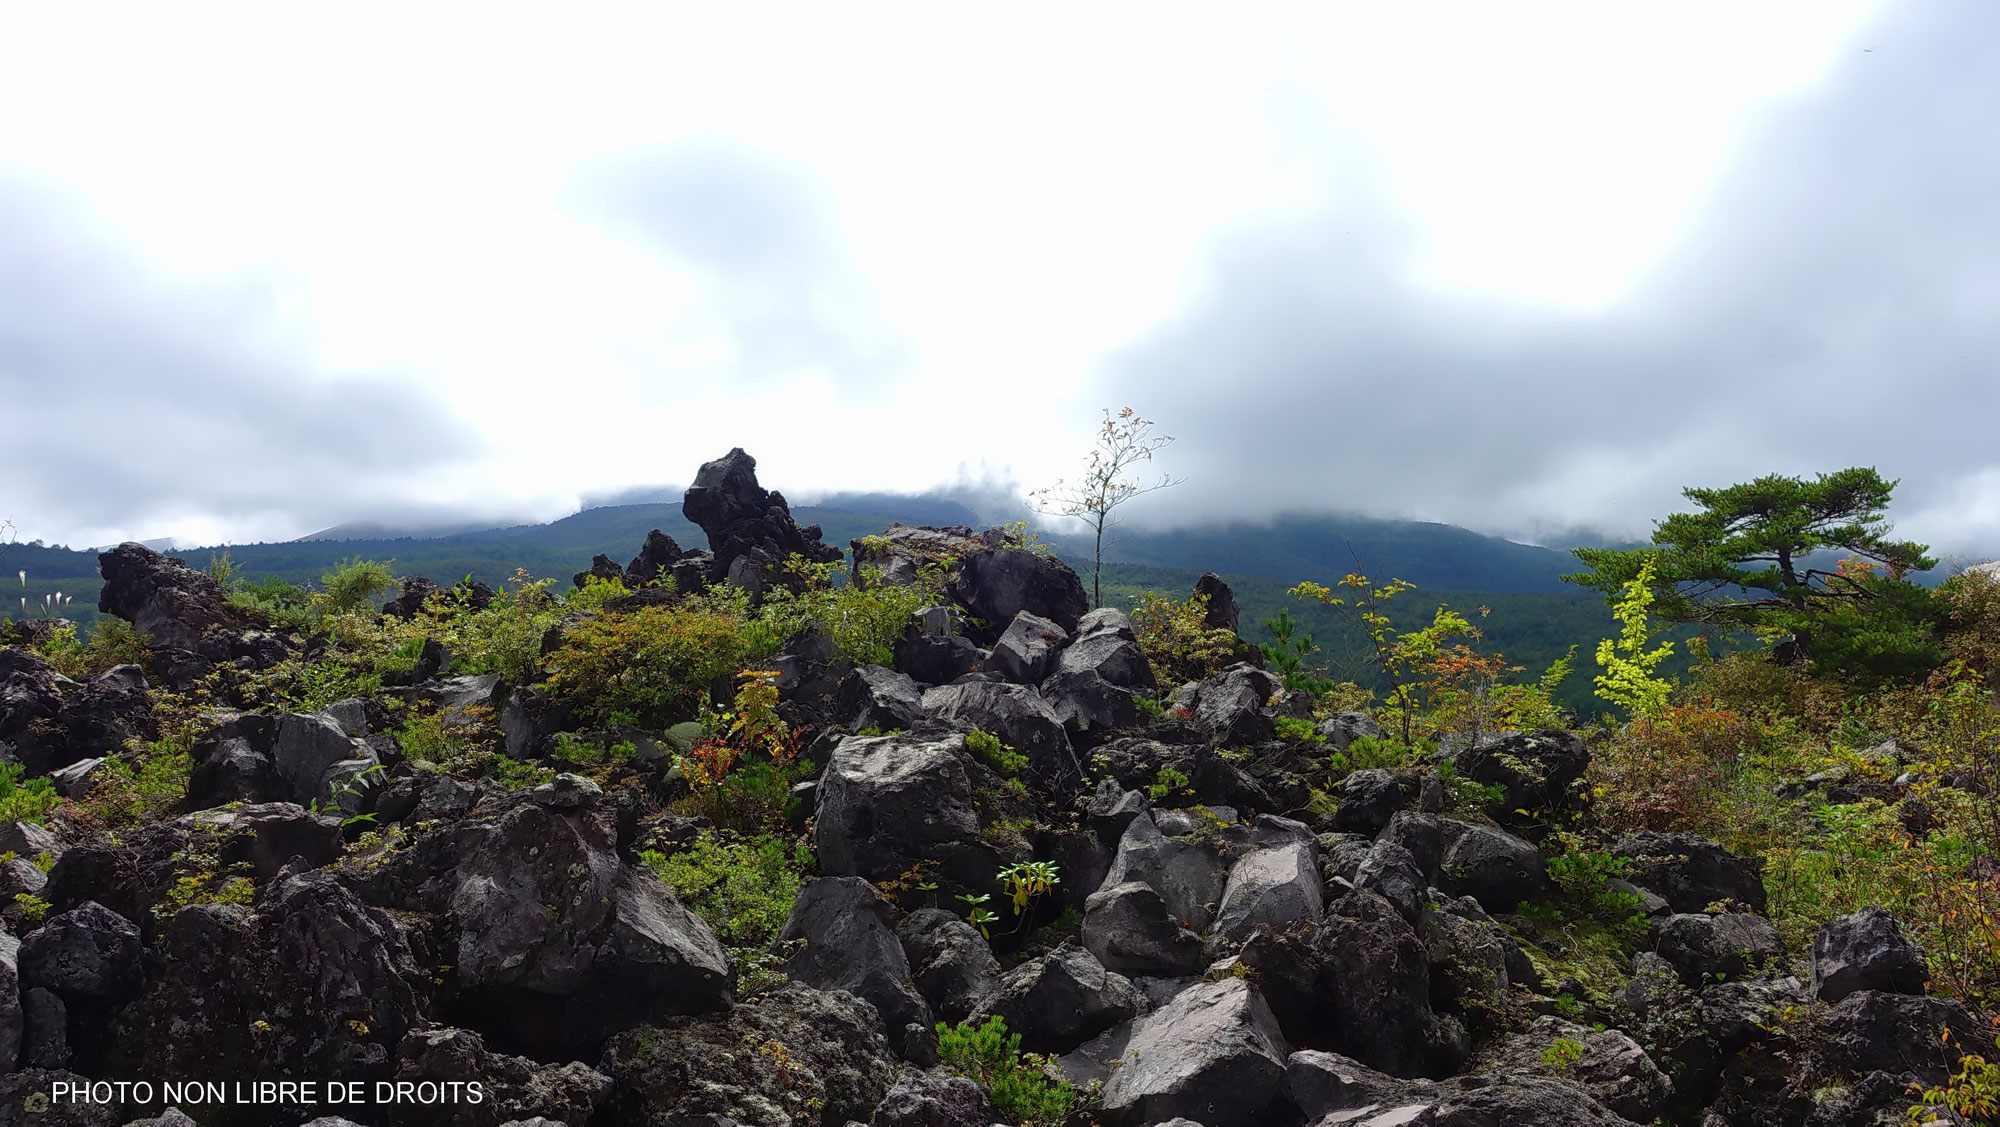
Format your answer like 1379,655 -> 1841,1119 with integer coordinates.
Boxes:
814,731 -> 1023,899
982,611 -> 1068,685
388,1026 -> 611,1127
1654,912 -> 1786,986
1438,819 -> 1549,914
1332,768 -> 1405,835
920,681 -> 1082,790
19,900 -> 143,1006
969,942 -> 1143,1055
1612,831 -> 1767,913
0,651 -> 156,777
1311,890 -> 1469,1079
871,1065 -> 996,1127
780,877 -> 934,1059
1439,728 -> 1590,823
96,542 -> 287,689
682,448 -> 843,588
334,775 -> 730,1060
1083,880 -> 1204,978
623,529 -> 684,587
1192,572 -> 1240,634
1095,977 -> 1288,1127
1180,663 -> 1281,746
601,984 -> 902,1127
896,908 -> 1002,1025
1810,906 -> 1928,1002
945,548 -> 1090,642
103,874 -> 430,1122
1818,989 -> 1995,1085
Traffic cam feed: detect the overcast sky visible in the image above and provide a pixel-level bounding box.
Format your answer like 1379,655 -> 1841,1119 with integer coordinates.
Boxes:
3,2 -> 1995,558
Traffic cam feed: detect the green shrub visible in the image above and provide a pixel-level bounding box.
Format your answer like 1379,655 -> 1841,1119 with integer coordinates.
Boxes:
0,764 -> 59,824
935,1016 -> 1080,1126
642,830 -> 812,952
544,599 -> 758,727
965,730 -> 1028,777
755,557 -> 943,667
1147,766 -> 1192,803
321,557 -> 398,615
13,893 -> 49,925
276,660 -> 380,713
1540,1036 -> 1586,1070
1131,590 -> 1241,688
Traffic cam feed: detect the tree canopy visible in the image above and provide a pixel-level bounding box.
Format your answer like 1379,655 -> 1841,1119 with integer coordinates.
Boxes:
1564,467 -> 1941,681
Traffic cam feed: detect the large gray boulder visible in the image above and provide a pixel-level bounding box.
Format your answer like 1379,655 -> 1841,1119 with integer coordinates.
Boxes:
1612,831 -> 1766,914
1213,842 -> 1324,944
1102,815 -> 1229,934
814,732 -> 1019,898
600,984 -> 902,1126
1654,912 -> 1784,986
920,682 -> 1081,789
387,1026 -> 612,1127
946,548 -> 1090,642
104,873 -> 431,1101
1058,610 -> 1156,691
1332,769 -> 1404,835
1179,664 -> 1281,746
332,776 -> 729,1060
1810,906 -> 1928,1002
1478,1016 -> 1672,1123
968,942 -> 1143,1055
1097,978 -> 1289,1127
1311,890 -> 1469,1079
870,1065 -> 995,1127
841,665 -> 929,732
983,611 -> 1069,685
19,901 -> 143,1005
781,877 -> 934,1059
270,711 -> 381,809
1438,729 -> 1590,822
1437,820 -> 1548,914
1082,881 -> 1204,978
896,908 -> 1001,1025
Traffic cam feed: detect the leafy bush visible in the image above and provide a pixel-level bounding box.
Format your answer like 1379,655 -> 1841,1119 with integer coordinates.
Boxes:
643,830 -> 812,961
544,597 -> 758,727
965,730 -> 1027,777
31,617 -> 151,679
755,556 -> 943,667
0,763 -> 59,824
320,557 -> 398,615
934,1016 -> 1080,1127
1130,590 -> 1241,688
1587,703 -> 1765,836
275,660 -> 380,713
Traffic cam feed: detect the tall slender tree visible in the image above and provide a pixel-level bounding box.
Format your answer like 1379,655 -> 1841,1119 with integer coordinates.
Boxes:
1030,408 -> 1183,607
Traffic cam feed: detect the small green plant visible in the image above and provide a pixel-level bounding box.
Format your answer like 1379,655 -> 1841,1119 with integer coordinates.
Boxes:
1328,734 -> 1416,776
958,892 -> 998,939
965,730 -> 1028,777
1147,766 -> 1192,803
1593,555 -> 1677,719
1909,1047 -> 2000,1123
642,830 -> 812,952
997,860 -> 1060,932
1133,695 -> 1165,719
935,1016 -> 1080,1127
1540,1036 -> 1586,1071
14,893 -> 50,925
0,763 -> 60,825
1274,715 -> 1323,743
320,557 -> 399,615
